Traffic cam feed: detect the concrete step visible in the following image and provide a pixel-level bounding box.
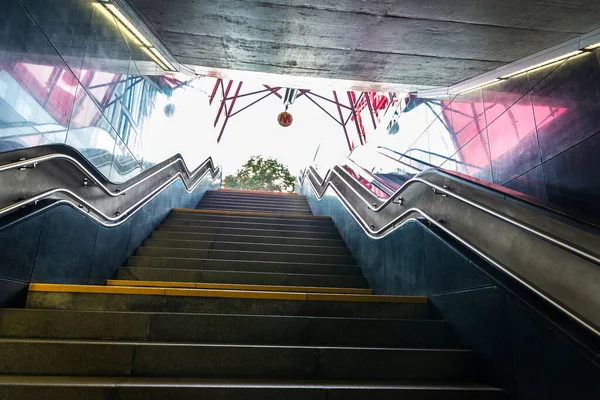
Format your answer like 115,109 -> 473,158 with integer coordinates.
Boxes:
161,218 -> 339,233
0,309 -> 454,348
197,205 -> 314,215
143,238 -> 352,256
151,231 -> 347,248
107,280 -> 372,294
198,198 -> 312,209
204,190 -> 309,202
134,247 -> 356,266
157,224 -> 343,240
127,256 -> 359,275
196,202 -> 312,213
196,202 -> 311,213
169,211 -> 333,226
26,290 -> 429,319
118,267 -> 369,288
0,339 -> 476,381
0,377 -> 505,400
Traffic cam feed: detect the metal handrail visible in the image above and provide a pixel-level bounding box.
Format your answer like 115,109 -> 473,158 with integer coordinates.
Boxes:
0,153 -> 211,198
299,155 -> 600,338
0,149 -> 221,227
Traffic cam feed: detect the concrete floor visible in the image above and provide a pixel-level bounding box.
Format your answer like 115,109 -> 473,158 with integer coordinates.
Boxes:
129,0 -> 600,89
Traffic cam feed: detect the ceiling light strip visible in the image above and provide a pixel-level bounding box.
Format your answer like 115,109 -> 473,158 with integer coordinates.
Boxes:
453,45 -> 595,95
96,0 -> 177,72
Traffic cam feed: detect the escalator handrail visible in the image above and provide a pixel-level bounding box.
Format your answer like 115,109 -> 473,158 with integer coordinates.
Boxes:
299,154 -> 600,339
0,146 -> 221,227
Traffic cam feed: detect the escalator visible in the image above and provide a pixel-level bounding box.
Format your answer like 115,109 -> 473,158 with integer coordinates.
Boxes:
0,144 -> 599,398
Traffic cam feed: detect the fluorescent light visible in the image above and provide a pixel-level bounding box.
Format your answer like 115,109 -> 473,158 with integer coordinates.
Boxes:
141,47 -> 169,71
105,3 -> 152,47
500,50 -> 583,79
584,42 -> 600,50
149,47 -> 176,72
457,79 -> 501,95
96,1 -> 177,72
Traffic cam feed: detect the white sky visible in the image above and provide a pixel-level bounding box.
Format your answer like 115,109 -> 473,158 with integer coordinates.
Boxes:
143,77 -> 354,176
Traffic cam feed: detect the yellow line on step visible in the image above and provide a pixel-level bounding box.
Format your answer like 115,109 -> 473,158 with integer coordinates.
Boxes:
107,280 -> 373,294
172,208 -> 329,219
28,283 -> 427,303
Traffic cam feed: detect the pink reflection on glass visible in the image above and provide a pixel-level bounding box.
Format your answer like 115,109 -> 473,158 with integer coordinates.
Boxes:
441,99 -> 567,178
12,63 -> 78,126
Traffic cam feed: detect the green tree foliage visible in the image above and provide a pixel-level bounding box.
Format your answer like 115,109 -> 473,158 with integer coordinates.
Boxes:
223,156 -> 295,193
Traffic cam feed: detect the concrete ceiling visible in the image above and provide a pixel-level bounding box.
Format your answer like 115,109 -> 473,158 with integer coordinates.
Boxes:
128,0 -> 600,90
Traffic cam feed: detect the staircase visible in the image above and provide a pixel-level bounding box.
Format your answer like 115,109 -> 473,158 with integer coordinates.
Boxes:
0,189 -> 503,398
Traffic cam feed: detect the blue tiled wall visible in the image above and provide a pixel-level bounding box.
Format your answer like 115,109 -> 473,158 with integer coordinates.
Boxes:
0,177 -> 218,305
303,182 -> 600,399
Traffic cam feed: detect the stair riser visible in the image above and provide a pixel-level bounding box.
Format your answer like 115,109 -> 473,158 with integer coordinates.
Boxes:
151,231 -> 346,248
0,310 -> 454,348
203,192 -> 308,202
135,248 -> 355,266
0,341 -> 475,380
196,203 -> 313,215
169,213 -> 332,226
157,225 -> 342,240
143,239 -> 351,256
0,386 -> 504,400
118,268 -> 368,288
198,199 -> 311,209
127,257 -> 360,276
162,219 -> 338,233
26,292 -> 430,319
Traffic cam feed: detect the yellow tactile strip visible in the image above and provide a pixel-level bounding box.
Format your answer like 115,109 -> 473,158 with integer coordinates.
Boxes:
216,189 -> 300,196
173,208 -> 330,219
28,284 -> 427,304
107,280 -> 373,295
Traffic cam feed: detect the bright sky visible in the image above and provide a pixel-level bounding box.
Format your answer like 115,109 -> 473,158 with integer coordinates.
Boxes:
143,77 -> 353,177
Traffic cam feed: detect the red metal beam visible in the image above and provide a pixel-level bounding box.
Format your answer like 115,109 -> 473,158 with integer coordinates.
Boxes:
333,91 -> 352,151
217,81 -> 243,143
225,86 -> 280,100
209,78 -> 222,105
296,89 -> 310,98
214,80 -> 233,127
347,91 -> 364,146
264,85 -> 282,99
364,92 -> 378,130
229,87 -> 281,118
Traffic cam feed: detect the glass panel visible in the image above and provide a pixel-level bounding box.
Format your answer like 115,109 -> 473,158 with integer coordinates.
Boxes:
65,85 -> 117,177
110,135 -> 142,183
0,1 -> 77,151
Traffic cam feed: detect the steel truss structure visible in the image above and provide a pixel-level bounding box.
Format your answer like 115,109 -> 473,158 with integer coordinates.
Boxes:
209,78 -> 397,150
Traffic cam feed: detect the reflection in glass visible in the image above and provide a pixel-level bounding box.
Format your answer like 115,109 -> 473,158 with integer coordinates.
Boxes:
0,0 -> 212,184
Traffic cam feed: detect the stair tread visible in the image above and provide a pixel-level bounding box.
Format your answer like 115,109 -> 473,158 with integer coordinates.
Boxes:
0,375 -> 502,390
129,255 -> 357,268
138,246 -> 354,260
0,338 -> 463,350
106,280 -> 371,294
120,265 -> 363,278
151,232 -> 346,246
27,284 -> 426,304
159,224 -> 342,237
